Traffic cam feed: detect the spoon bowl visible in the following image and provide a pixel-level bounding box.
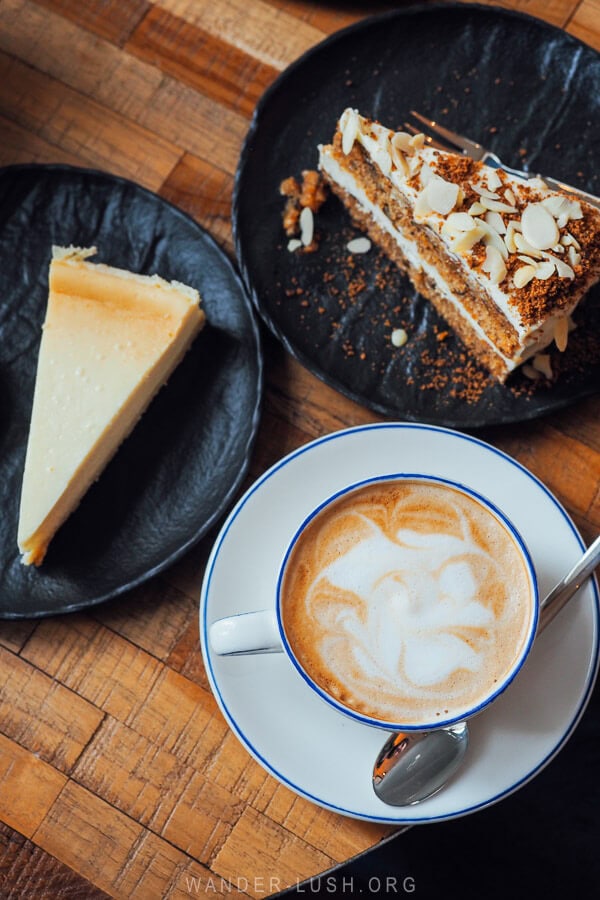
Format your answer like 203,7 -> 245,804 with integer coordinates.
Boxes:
373,722 -> 469,806
373,535 -> 600,807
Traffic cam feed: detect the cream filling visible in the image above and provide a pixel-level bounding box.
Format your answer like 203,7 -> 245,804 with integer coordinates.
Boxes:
319,149 -> 572,371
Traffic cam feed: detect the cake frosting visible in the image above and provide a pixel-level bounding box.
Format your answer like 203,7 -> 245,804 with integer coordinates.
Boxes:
318,109 -> 600,380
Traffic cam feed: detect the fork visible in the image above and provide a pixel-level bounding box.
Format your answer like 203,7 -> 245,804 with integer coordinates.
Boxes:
405,111 -> 600,211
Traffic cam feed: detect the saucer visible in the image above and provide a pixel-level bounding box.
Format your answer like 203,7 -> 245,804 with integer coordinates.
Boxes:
199,424 -> 599,823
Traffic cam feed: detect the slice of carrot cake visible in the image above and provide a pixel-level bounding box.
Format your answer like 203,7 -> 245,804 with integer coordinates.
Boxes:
318,109 -> 600,381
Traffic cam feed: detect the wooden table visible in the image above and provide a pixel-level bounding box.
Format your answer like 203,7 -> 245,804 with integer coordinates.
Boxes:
0,1 -> 598,897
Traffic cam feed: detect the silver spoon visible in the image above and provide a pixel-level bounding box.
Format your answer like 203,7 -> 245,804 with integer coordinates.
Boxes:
373,535 -> 600,807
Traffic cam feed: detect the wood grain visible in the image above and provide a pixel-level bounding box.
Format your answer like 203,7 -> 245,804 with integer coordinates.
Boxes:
93,579 -> 198,662
159,153 -> 235,252
0,0 -> 598,896
0,648 -> 104,772
0,0 -> 247,176
0,735 -> 66,838
153,0 -> 325,69
0,115 -> 84,169
33,781 -> 222,899
126,6 -> 279,117
568,0 -> 600,49
0,51 -> 180,190
21,617 -> 165,723
211,807 -> 335,898
0,822 -> 110,900
461,0 -> 581,27
32,0 -> 151,46
0,619 -> 38,655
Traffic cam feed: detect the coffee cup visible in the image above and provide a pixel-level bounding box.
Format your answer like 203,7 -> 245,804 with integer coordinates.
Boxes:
209,474 -> 539,731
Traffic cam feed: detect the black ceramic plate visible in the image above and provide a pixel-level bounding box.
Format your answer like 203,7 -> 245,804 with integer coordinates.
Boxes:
0,165 -> 262,618
233,2 -> 600,427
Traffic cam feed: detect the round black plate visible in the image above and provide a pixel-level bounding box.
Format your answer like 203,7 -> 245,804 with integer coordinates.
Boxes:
0,165 -> 262,618
233,2 -> 600,427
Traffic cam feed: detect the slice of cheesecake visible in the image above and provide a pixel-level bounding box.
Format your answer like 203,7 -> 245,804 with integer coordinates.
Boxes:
318,109 -> 600,381
18,246 -> 206,566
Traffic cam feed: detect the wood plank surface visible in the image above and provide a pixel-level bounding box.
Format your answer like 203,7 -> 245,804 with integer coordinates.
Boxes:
0,0 -> 598,896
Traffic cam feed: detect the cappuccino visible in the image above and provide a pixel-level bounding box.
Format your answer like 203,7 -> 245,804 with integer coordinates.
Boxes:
281,478 -> 535,726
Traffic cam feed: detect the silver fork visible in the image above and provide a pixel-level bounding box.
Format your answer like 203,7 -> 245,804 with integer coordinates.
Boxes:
405,111 -> 600,211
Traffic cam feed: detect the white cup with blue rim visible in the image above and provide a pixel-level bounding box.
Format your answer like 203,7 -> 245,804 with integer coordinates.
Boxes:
209,473 -> 539,733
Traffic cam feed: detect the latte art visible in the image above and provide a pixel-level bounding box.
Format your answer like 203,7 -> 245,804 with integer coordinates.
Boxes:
281,480 -> 534,725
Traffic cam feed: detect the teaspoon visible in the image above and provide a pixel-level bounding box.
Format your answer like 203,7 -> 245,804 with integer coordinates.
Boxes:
373,535 -> 600,807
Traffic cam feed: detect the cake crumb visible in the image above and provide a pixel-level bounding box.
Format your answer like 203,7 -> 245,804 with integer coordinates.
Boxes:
280,170 -> 328,250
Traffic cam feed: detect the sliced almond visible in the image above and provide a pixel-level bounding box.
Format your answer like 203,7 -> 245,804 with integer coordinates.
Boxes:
443,212 -> 478,233
450,225 -> 486,254
504,187 -> 517,206
409,132 -> 425,151
543,196 -> 582,222
514,265 -> 537,288
391,131 -> 414,154
340,108 -> 360,155
469,182 -> 500,200
554,317 -> 569,351
514,232 -> 543,258
484,210 -> 507,234
414,186 -> 433,220
534,260 -> 556,280
426,177 -> 460,215
561,232 -> 581,250
468,201 -> 487,216
287,238 -> 302,252
478,220 -> 509,259
545,253 -> 575,279
521,202 -> 560,250
504,221 -> 521,253
480,196 -> 518,214
347,237 -> 371,254
487,170 -> 502,192
390,135 -> 410,176
522,364 -> 542,381
532,353 -> 553,379
419,163 -> 436,187
542,195 -> 570,218
534,177 -> 548,190
481,245 -> 507,284
299,206 -> 314,246
567,200 -> 583,220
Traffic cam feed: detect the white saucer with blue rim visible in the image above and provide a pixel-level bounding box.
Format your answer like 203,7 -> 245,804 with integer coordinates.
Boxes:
199,424 -> 599,824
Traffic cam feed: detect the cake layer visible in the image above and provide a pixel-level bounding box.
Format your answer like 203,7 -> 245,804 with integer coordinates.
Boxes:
318,109 -> 600,380
18,246 -> 206,565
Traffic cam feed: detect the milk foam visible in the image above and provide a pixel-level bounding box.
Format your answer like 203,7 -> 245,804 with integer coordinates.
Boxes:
282,481 -> 533,725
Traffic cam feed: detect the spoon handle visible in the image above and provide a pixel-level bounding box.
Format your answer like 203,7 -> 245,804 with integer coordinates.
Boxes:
539,535 -> 600,633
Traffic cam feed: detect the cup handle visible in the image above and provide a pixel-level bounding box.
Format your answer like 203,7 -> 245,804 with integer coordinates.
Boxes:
209,610 -> 282,655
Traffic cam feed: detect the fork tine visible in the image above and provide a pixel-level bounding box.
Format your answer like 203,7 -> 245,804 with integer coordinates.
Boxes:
409,111 -> 484,157
403,123 -> 450,154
